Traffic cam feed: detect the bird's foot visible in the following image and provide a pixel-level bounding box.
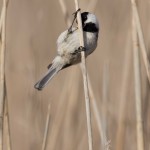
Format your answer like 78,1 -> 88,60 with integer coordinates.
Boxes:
72,8 -> 81,18
68,8 -> 81,34
71,46 -> 86,55
78,46 -> 86,52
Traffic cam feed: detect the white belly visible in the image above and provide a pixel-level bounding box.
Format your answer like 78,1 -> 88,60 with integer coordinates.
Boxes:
56,28 -> 98,64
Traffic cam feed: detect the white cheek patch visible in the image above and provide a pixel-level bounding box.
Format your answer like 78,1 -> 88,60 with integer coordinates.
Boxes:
85,14 -> 99,29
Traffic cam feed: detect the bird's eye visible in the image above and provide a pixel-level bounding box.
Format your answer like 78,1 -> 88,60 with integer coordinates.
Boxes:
81,12 -> 89,23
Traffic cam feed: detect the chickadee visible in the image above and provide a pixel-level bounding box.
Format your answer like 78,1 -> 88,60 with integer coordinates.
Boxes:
34,12 -> 99,90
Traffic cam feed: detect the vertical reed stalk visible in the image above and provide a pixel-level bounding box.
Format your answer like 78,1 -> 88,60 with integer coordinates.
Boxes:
101,61 -> 109,149
42,104 -> 51,150
0,0 -> 7,149
74,1 -> 93,150
58,1 -> 103,149
88,73 -> 107,149
0,7 -> 4,34
3,95 -> 11,150
132,3 -> 145,150
131,0 -> 150,83
87,0 -> 98,12
58,1 -> 105,148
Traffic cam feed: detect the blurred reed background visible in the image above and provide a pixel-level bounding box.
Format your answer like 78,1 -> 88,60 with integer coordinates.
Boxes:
0,0 -> 150,150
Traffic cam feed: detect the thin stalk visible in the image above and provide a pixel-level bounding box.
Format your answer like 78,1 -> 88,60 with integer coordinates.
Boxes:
0,0 -> 8,35
42,104 -> 51,150
0,0 -> 7,149
132,4 -> 145,150
74,1 -> 93,150
87,0 -> 98,12
101,61 -> 109,149
3,95 -> 12,150
59,1 -> 104,149
88,73 -> 107,148
0,7 -> 4,34
131,0 -> 150,83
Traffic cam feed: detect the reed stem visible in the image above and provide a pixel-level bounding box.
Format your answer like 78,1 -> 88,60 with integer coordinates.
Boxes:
74,1 -> 93,150
131,2 -> 145,150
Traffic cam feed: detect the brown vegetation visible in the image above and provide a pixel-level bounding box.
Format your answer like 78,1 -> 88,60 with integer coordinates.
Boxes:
0,0 -> 150,150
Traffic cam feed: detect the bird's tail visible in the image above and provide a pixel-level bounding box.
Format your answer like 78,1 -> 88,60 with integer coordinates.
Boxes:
34,57 -> 64,90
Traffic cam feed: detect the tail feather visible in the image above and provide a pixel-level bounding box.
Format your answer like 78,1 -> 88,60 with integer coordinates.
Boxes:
34,63 -> 63,90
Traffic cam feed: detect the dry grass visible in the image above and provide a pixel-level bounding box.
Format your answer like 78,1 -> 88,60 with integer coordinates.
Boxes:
0,0 -> 7,149
0,0 -> 150,150
74,1 -> 93,150
58,1 -> 106,149
41,104 -> 51,150
131,0 -> 144,149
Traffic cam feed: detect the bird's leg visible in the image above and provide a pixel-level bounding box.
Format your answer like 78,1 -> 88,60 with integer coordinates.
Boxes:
71,46 -> 86,55
68,8 -> 81,34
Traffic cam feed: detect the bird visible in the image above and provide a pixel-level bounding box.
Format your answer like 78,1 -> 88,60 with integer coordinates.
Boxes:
34,11 -> 99,90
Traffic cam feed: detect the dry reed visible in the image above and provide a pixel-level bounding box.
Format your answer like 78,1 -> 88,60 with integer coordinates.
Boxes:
88,72 -> 107,149
58,0 -> 106,149
87,0 -> 98,12
42,104 -> 51,150
74,1 -> 93,150
0,7 -> 4,34
131,0 -> 150,83
131,2 -> 145,150
0,0 -> 7,149
0,0 -> 148,149
3,96 -> 11,150
101,62 -> 109,148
